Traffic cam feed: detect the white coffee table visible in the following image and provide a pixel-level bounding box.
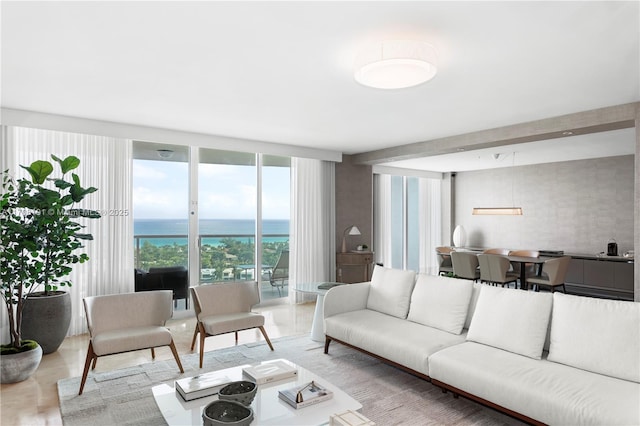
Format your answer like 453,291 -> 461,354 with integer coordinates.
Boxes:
152,358 -> 362,425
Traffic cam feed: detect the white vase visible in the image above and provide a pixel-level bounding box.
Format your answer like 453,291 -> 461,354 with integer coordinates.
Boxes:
453,225 -> 466,247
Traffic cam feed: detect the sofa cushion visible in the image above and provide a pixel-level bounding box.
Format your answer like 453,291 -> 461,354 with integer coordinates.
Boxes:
463,282 -> 482,330
548,292 -> 640,383
429,341 -> 640,426
466,286 -> 552,359
407,275 -> 473,334
325,309 -> 466,376
366,266 -> 416,319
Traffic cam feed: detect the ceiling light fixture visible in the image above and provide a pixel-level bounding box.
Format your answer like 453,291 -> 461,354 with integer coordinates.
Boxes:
473,152 -> 523,215
354,40 -> 438,89
157,149 -> 174,159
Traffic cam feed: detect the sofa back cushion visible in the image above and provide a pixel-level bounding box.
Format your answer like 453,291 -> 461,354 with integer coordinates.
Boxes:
407,275 -> 473,334
466,286 -> 553,359
366,265 -> 416,319
464,282 -> 482,330
548,292 -> 640,383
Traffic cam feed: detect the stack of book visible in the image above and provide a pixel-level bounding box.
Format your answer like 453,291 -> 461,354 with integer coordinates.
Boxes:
175,372 -> 233,401
242,360 -> 298,385
278,380 -> 333,409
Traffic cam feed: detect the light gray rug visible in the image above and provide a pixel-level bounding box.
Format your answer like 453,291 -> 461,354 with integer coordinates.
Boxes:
57,335 -> 523,425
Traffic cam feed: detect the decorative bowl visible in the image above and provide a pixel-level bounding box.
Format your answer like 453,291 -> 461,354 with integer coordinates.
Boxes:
218,380 -> 257,406
202,400 -> 253,426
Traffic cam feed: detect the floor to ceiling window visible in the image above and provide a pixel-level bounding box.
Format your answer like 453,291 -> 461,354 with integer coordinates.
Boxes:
374,172 -> 442,275
133,142 -> 291,306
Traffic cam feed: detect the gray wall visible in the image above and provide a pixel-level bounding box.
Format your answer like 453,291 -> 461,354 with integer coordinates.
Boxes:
454,155 -> 635,255
335,155 -> 373,252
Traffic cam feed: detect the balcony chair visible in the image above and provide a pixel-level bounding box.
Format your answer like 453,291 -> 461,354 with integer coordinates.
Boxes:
451,251 -> 480,282
79,290 -> 184,395
190,281 -> 274,368
436,246 -> 454,276
269,250 -> 289,296
526,256 -> 572,293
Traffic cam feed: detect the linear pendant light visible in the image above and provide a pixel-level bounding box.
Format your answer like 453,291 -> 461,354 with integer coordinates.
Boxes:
472,207 -> 523,215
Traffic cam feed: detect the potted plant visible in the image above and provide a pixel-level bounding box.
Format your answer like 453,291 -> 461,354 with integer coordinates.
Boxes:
1,155 -> 100,382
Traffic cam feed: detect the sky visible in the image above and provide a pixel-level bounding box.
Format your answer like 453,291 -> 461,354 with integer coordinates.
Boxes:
133,159 -> 290,220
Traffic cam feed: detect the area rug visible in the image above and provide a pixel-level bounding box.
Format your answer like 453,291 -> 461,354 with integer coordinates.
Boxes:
58,335 -> 523,425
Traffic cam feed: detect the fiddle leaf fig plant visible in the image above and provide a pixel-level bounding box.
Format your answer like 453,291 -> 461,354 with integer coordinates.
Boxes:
1,155 -> 100,351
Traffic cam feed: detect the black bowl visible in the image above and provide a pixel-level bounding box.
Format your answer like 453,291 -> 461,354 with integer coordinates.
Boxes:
202,400 -> 253,426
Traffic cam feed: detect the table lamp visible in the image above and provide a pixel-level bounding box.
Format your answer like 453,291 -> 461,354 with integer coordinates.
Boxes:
341,225 -> 361,253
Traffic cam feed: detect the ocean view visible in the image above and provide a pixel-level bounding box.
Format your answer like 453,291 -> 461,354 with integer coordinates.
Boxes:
134,219 -> 290,247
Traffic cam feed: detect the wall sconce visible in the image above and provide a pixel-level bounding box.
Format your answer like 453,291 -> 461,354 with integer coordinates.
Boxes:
472,207 -> 523,215
341,225 -> 361,253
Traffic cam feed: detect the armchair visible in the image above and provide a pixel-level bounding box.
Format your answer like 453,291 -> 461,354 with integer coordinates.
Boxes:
190,282 -> 274,368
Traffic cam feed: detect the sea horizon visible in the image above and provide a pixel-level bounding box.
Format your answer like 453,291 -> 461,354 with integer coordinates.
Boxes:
134,218 -> 289,247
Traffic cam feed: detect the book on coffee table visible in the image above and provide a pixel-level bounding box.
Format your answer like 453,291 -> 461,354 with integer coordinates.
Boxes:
278,380 -> 333,409
242,360 -> 298,385
175,371 -> 233,401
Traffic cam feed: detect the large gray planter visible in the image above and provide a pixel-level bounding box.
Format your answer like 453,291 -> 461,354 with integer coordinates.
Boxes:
0,342 -> 42,383
21,291 -> 72,354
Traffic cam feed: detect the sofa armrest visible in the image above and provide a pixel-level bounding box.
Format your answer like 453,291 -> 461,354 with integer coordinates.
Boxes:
323,282 -> 371,319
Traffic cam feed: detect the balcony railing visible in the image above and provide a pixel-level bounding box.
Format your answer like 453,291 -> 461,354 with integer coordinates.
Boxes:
133,233 -> 289,283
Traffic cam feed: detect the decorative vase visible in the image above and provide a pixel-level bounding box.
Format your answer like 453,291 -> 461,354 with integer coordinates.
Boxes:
218,381 -> 257,406
202,400 -> 254,426
452,225 -> 467,247
21,291 -> 72,354
0,342 -> 42,384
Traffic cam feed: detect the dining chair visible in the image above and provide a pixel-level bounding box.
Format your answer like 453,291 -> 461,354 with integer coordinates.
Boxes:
486,255 -> 520,288
483,248 -> 510,255
526,256 -> 572,293
477,253 -> 493,285
508,249 -> 540,281
436,246 -> 454,276
190,282 -> 274,368
79,290 -> 184,395
451,251 -> 480,282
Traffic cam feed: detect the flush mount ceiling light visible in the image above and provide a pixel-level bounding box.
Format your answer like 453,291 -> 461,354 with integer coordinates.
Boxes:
157,149 -> 174,159
354,40 -> 438,89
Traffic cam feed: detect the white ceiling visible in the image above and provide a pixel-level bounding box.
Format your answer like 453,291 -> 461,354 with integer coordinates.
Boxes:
1,1 -> 638,170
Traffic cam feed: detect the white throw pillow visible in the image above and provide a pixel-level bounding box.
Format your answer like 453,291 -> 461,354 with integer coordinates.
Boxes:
548,292 -> 640,383
407,275 -> 473,335
466,286 -> 553,359
366,265 -> 416,319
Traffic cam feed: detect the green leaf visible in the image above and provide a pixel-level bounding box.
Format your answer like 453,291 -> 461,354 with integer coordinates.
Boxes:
53,179 -> 73,190
60,156 -> 80,174
20,161 -> 53,184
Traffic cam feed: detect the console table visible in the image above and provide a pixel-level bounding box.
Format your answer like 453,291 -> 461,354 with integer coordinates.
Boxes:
336,252 -> 374,283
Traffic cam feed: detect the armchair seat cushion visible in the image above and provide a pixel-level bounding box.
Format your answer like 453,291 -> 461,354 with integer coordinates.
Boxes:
200,312 -> 265,336
92,326 -> 173,356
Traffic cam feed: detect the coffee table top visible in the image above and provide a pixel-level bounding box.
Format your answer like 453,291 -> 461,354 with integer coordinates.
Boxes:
152,358 -> 362,426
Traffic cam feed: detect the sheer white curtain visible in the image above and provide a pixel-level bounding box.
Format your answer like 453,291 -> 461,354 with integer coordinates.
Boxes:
6,126 -> 133,336
419,178 -> 442,275
373,174 -> 392,267
289,158 -> 335,303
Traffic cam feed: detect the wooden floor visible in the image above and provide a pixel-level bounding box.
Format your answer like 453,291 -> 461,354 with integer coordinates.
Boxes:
0,301 -> 315,425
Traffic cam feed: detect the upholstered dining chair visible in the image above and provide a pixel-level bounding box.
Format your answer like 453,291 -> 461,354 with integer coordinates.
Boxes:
451,251 -> 480,282
508,249 -> 540,283
477,253 -> 493,284
526,256 -> 572,293
483,248 -> 511,255
436,246 -> 454,276
190,282 -> 274,368
79,290 -> 184,395
486,254 -> 520,288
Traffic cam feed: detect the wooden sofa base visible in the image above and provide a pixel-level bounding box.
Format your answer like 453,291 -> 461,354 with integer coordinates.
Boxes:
324,335 -> 430,381
325,335 -> 545,426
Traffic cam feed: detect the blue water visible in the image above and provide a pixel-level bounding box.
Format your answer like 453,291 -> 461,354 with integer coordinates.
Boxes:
134,219 -> 289,247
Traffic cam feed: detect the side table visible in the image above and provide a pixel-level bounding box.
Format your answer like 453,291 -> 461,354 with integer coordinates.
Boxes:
336,252 -> 374,283
293,282 -> 340,342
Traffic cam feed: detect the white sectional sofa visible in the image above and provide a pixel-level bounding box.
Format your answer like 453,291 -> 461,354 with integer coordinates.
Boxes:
323,265 -> 640,425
